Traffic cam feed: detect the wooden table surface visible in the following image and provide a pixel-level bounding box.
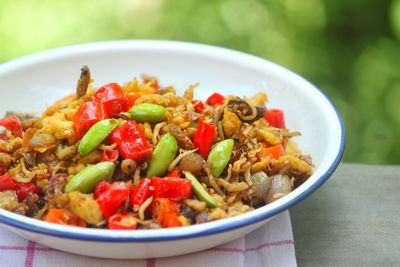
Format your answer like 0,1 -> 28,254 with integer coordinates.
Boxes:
291,163 -> 400,266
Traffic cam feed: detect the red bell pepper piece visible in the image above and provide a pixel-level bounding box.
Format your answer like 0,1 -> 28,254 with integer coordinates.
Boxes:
15,182 -> 42,201
44,208 -> 87,227
0,172 -> 17,191
167,168 -> 182,178
74,101 -> 104,139
206,93 -> 225,107
192,100 -> 205,113
0,115 -> 23,138
151,177 -> 192,199
152,198 -> 182,228
110,121 -> 153,162
264,109 -> 286,129
258,144 -> 285,160
100,149 -> 119,162
96,182 -> 130,219
92,83 -> 128,118
193,118 -> 215,159
94,180 -> 112,199
130,178 -> 152,209
108,212 -> 137,230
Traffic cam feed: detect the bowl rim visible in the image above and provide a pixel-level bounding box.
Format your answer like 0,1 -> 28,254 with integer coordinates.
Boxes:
0,40 -> 345,242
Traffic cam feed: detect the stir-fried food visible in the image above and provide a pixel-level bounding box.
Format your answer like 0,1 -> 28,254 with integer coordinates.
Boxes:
0,67 -> 313,229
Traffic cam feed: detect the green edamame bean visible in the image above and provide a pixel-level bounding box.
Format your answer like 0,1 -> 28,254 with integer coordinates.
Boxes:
184,171 -> 217,208
207,139 -> 234,177
146,133 -> 178,178
78,119 -> 120,156
65,162 -> 115,193
129,103 -> 166,123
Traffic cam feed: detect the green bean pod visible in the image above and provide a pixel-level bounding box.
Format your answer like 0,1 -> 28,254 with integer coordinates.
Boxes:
78,119 -> 120,156
184,171 -> 217,208
146,133 -> 178,178
207,139 -> 234,177
129,103 -> 166,123
65,162 -> 115,193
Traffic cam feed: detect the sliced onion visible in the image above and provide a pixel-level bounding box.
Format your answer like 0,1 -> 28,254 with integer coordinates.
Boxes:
250,171 -> 271,206
265,174 -> 292,203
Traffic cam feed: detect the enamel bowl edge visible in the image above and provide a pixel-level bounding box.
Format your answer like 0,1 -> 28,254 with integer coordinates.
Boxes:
0,40 -> 345,259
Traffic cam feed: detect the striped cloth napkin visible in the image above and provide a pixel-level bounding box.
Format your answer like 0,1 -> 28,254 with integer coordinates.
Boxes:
0,211 -> 296,267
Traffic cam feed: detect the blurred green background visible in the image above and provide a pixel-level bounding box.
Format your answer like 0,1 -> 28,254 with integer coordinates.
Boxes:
0,0 -> 399,164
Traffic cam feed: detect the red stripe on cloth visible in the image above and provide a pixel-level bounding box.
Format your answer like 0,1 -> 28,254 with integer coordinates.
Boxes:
146,258 -> 156,267
245,240 -> 294,252
0,246 -> 28,251
24,241 -> 35,267
210,239 -> 294,254
32,247 -> 55,252
0,245 -> 54,252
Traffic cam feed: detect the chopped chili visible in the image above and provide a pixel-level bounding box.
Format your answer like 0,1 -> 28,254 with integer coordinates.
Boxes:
151,177 -> 192,199
264,109 -> 286,129
167,168 -> 182,178
74,101 -> 104,139
259,144 -> 285,160
152,198 -> 182,228
206,93 -> 225,107
94,180 -> 112,199
96,182 -> 130,219
130,178 -> 152,209
0,115 -> 23,138
192,100 -> 205,113
15,182 -> 42,201
0,172 -> 17,191
193,118 -> 215,159
44,208 -> 87,227
92,83 -> 128,118
108,212 -> 137,230
100,149 -> 119,162
109,120 -> 153,162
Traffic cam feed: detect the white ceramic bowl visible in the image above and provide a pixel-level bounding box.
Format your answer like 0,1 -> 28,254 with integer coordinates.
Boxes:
0,40 -> 345,259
